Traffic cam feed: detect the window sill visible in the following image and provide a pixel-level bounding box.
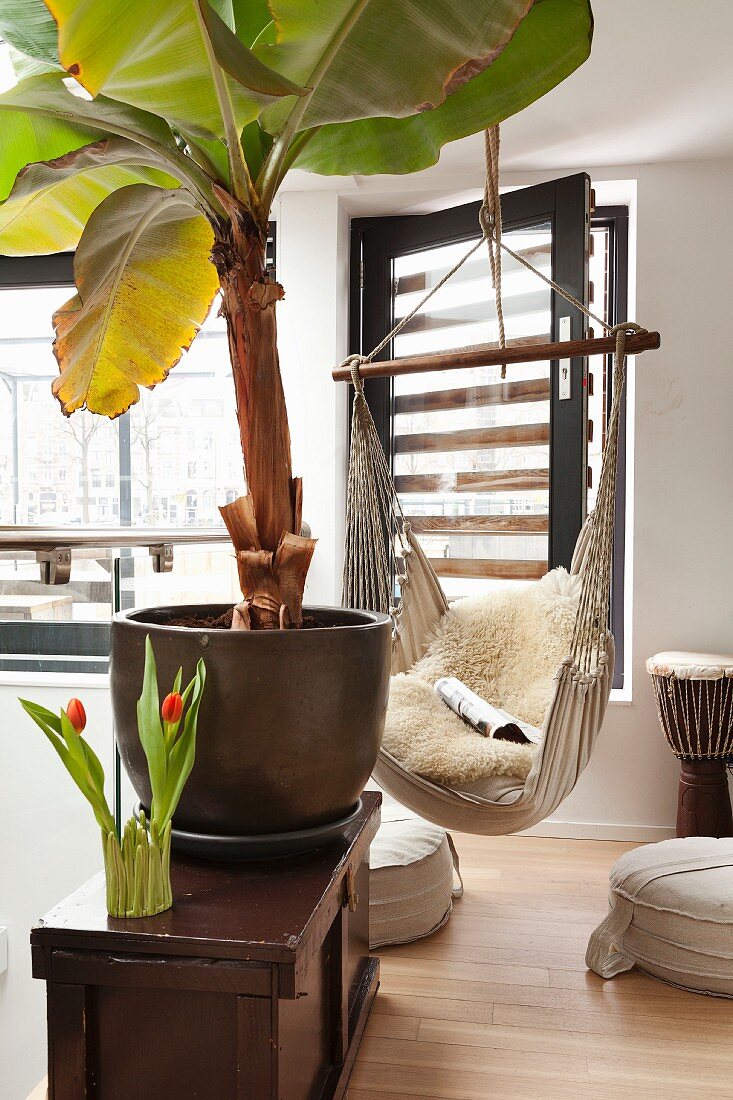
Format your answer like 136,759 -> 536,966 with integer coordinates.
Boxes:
0,670 -> 110,690
609,686 -> 632,705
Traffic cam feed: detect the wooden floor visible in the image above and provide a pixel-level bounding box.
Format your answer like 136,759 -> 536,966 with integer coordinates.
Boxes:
348,832 -> 733,1100
27,833 -> 733,1100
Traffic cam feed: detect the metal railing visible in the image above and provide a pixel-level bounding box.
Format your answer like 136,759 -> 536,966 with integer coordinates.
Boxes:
0,525 -> 232,583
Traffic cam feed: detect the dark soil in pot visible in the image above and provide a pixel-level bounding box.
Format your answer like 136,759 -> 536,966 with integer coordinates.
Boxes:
166,608 -> 330,630
110,604 -> 391,846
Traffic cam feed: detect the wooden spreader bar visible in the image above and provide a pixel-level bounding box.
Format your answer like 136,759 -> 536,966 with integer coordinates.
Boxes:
333,330 -> 661,382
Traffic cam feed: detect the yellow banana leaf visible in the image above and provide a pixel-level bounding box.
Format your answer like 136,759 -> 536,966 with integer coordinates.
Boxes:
52,183 -> 219,419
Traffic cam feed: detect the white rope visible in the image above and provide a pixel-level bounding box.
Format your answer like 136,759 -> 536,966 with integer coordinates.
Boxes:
363,237 -> 488,364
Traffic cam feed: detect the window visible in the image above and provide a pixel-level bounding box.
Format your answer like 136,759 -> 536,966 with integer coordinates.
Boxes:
0,227 -> 277,673
0,256 -> 242,529
351,180 -> 628,686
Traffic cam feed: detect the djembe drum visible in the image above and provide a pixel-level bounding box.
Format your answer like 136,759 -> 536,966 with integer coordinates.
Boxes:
647,652 -> 733,838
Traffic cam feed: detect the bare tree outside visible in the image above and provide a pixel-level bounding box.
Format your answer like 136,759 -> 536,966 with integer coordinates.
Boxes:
130,391 -> 164,524
60,410 -> 100,524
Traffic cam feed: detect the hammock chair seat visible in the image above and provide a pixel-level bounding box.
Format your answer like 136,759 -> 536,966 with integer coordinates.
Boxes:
385,565 -> 582,782
374,517 -> 615,835
375,644 -> 615,835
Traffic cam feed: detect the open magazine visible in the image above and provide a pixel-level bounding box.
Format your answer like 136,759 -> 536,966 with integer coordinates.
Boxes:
435,677 -> 542,745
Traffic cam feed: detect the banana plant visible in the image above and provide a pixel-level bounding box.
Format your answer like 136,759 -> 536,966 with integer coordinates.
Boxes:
0,0 -> 593,628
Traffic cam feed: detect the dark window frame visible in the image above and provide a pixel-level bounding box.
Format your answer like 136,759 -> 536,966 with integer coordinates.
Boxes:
350,184 -> 629,688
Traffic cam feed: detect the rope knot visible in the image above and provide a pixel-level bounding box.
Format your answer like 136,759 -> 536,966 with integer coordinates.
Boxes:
610,321 -> 647,338
339,354 -> 368,394
478,203 -> 495,239
609,322 -> 647,366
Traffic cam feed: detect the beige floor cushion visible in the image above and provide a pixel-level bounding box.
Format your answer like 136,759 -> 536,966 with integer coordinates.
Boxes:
369,788 -> 461,949
586,837 -> 733,997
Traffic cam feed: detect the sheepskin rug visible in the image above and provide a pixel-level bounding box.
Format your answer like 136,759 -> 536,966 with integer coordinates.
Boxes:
383,568 -> 580,785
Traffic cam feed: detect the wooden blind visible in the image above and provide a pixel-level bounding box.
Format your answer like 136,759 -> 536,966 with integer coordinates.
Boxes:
391,227 -> 553,598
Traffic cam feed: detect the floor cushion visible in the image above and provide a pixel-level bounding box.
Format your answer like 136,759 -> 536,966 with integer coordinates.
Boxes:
369,790 -> 461,948
586,836 -> 733,997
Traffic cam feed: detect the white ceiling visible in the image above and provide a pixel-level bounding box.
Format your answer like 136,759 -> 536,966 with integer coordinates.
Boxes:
284,0 -> 733,196
445,0 -> 733,172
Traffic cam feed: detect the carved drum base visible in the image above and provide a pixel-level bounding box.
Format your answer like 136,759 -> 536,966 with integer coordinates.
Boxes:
677,759 -> 733,839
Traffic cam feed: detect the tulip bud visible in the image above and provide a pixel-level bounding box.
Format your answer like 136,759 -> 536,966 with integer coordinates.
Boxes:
161,692 -> 184,725
66,698 -> 86,734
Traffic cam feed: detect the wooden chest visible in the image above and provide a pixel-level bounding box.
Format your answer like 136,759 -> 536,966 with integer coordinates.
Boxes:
31,792 -> 381,1099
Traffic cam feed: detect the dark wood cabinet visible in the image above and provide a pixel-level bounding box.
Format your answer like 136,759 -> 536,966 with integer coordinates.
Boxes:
32,792 -> 381,1099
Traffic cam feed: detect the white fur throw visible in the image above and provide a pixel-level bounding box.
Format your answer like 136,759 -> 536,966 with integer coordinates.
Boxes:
383,568 -> 580,785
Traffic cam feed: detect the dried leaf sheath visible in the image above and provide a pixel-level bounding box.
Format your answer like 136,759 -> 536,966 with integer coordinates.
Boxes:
213,196 -> 294,552
274,533 -> 317,627
221,504 -> 317,629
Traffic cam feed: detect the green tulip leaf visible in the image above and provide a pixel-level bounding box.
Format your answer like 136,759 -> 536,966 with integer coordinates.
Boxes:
157,658 -> 206,831
136,636 -> 167,819
19,698 -> 115,834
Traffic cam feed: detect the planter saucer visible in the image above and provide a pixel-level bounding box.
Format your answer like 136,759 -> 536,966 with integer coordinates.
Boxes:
137,799 -> 364,861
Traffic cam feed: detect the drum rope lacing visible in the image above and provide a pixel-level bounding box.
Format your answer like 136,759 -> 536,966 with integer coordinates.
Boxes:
651,672 -> 733,761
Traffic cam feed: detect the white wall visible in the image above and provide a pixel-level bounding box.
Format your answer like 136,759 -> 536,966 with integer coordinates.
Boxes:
275,191 -> 351,606
0,679 -> 112,1100
522,161 -> 733,839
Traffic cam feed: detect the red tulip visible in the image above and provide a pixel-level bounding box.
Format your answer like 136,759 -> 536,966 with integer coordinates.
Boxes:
66,698 -> 86,734
161,692 -> 183,725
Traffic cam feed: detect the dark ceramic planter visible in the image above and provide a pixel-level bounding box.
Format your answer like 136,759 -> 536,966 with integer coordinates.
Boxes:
110,605 -> 391,845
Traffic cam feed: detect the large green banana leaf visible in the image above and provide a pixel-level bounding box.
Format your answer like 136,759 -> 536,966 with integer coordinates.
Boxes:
0,0 -> 59,67
8,44 -> 60,81
0,0 -> 594,427
0,74 -> 217,213
259,0 -> 546,133
228,0 -> 273,47
52,184 -> 219,418
44,0 -> 306,140
0,139 -> 178,255
1,1 -> 592,187
297,0 -> 592,175
0,0 -> 266,61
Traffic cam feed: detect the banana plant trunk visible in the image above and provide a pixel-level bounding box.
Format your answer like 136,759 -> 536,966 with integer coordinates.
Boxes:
213,201 -> 315,630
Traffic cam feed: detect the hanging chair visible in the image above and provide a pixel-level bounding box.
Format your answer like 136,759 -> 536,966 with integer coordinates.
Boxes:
337,129 -> 658,835
342,330 -> 631,834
